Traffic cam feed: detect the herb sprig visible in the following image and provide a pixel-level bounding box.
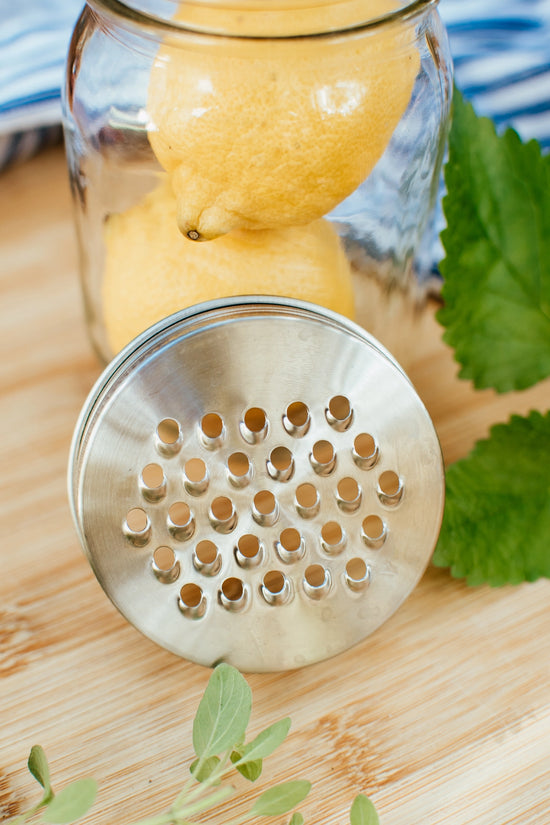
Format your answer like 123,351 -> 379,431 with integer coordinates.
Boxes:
8,664 -> 379,825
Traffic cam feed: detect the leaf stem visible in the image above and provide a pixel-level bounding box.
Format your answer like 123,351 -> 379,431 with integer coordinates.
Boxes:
128,784 -> 235,825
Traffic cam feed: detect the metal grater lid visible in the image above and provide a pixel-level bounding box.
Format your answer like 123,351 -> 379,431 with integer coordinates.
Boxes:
68,296 -> 445,672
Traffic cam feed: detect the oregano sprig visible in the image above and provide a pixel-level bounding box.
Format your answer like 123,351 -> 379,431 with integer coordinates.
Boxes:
9,664 -> 379,825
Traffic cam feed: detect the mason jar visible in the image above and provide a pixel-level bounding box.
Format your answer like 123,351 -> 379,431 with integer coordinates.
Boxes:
62,0 -> 453,364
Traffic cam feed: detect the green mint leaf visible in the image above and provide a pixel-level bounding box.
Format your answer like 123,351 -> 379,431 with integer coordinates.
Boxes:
234,718 -> 291,766
42,779 -> 97,824
433,410 -> 550,584
350,794 -> 380,825
28,746 -> 52,796
289,813 -> 305,825
250,780 -> 311,816
192,664 -> 252,759
231,753 -> 263,782
189,756 -> 221,783
438,88 -> 550,392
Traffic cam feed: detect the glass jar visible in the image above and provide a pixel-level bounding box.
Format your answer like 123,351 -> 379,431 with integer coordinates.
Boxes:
63,0 -> 452,364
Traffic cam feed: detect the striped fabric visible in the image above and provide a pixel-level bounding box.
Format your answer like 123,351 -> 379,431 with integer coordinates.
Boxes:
440,0 -> 550,150
0,0 -> 83,170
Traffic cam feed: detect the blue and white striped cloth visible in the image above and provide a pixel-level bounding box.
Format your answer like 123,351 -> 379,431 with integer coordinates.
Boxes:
0,0 -> 83,170
1,1 -> 549,163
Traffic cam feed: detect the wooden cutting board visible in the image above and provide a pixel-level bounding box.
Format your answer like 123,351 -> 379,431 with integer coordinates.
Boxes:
1,146 -> 549,825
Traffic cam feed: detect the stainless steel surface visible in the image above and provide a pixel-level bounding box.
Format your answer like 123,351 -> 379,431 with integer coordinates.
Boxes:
68,297 -> 445,672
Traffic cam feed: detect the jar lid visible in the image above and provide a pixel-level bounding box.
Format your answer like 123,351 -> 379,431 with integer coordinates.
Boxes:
68,296 -> 444,672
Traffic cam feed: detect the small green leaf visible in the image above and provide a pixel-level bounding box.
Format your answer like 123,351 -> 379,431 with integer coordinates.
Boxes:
438,88 -> 550,392
230,751 -> 262,782
28,746 -> 52,795
192,664 -> 252,759
350,794 -> 380,825
250,780 -> 311,816
190,756 -> 221,783
433,410 -> 550,585
289,813 -> 305,825
234,718 -> 291,766
42,779 -> 97,824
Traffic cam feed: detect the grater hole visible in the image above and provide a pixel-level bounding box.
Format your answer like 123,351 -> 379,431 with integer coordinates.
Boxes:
152,546 -> 180,583
295,482 -> 320,518
296,483 -> 318,508
211,496 -> 233,520
362,514 -> 387,548
140,463 -> 167,502
169,501 -> 191,526
227,452 -> 253,487
126,507 -> 148,532
336,477 -> 362,512
185,458 -> 207,483
200,413 -> 225,448
157,418 -> 180,445
276,528 -> 305,563
313,440 -> 334,463
244,406 -> 267,433
238,534 -> 261,558
310,440 -> 336,475
222,577 -> 244,601
264,570 -> 285,594
326,395 -> 353,430
210,496 -> 237,533
219,577 -> 248,612
267,446 -> 294,481
193,540 -> 222,575
255,490 -> 275,513
303,564 -> 331,599
123,507 -> 151,547
283,401 -> 311,436
180,583 -> 203,607
228,452 -> 250,476
304,564 -> 326,587
261,570 -> 291,604
241,407 -> 268,443
378,470 -> 403,505
184,458 -> 209,495
235,534 -> 263,568
280,528 -> 301,552
153,545 -> 176,571
196,540 -> 218,565
353,433 -> 379,469
142,463 -> 164,488
253,490 -> 279,526
178,583 -> 206,618
345,558 -> 371,591
201,413 -> 224,439
321,521 -> 342,545
271,446 -> 293,471
168,501 -> 195,540
320,520 -> 346,554
286,401 -> 309,427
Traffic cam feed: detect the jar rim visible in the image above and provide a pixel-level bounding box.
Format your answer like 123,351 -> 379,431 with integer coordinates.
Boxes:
87,0 -> 439,39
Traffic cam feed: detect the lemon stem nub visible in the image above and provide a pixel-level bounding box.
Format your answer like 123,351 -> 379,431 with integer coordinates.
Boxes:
187,229 -> 201,241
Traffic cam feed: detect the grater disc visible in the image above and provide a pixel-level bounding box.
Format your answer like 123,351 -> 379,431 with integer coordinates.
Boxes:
68,296 -> 444,672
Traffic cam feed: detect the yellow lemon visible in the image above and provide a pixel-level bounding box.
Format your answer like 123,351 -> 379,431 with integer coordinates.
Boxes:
147,0 -> 420,240
103,180 -> 355,354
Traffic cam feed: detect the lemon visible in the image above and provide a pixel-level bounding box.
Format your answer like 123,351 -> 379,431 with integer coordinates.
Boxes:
103,180 -> 355,354
147,0 -> 420,240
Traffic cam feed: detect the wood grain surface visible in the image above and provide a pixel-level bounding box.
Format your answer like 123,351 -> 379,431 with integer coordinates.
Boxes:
1,146 -> 549,825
